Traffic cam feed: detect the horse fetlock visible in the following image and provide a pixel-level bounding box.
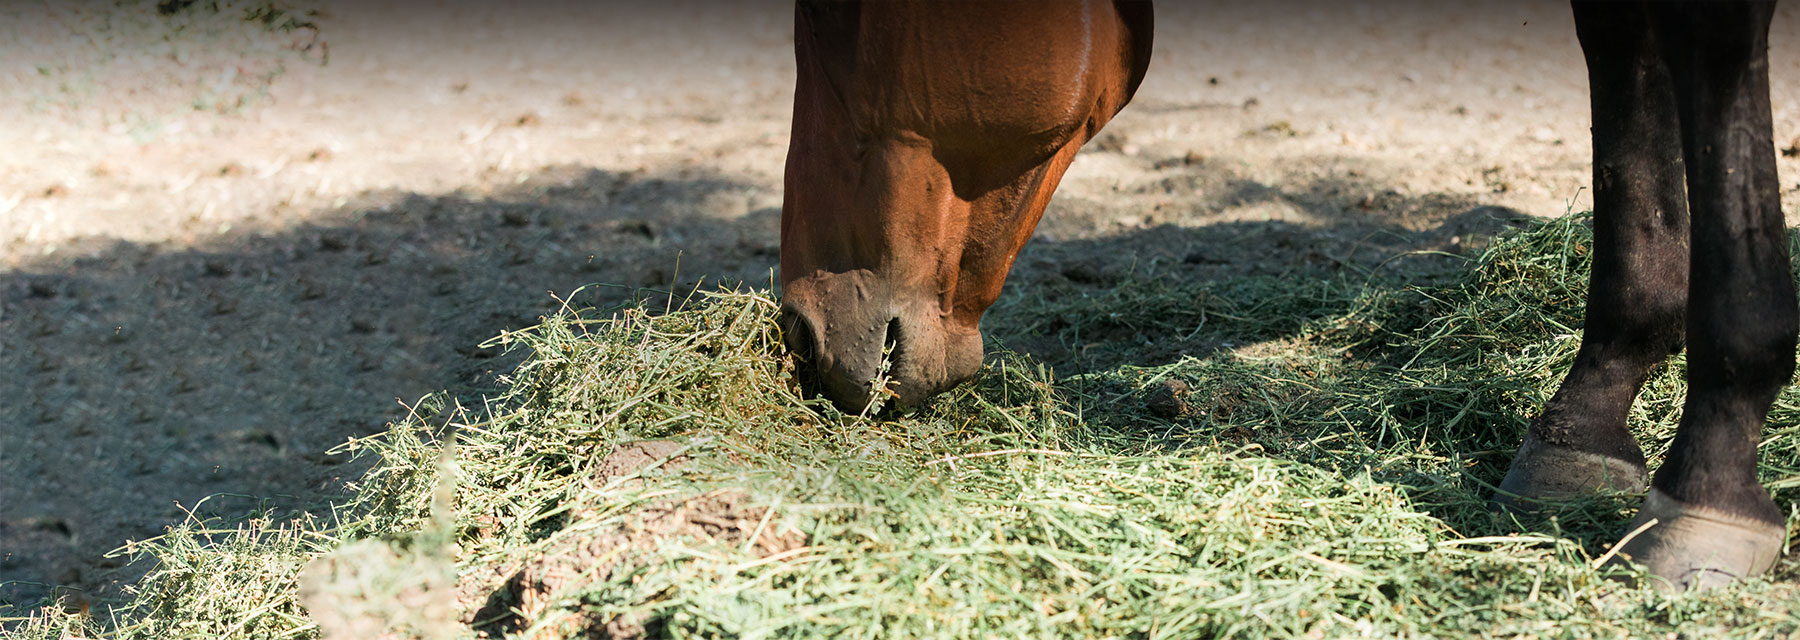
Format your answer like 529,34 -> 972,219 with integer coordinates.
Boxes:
1491,434 -> 1647,512
1613,488 -> 1785,592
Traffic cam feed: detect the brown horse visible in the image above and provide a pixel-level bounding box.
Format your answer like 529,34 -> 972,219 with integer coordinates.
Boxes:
777,0 -> 1793,591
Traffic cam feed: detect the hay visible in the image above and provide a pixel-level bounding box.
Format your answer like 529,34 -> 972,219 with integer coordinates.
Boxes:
11,213 -> 1800,639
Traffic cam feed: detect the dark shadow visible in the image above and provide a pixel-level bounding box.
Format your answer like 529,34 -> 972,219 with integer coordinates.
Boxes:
969,161 -> 1616,552
0,147 -> 1595,613
990,166 -> 1536,374
0,163 -> 781,609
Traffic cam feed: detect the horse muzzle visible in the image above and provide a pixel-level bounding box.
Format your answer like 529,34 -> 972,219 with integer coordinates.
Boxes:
779,272 -> 983,414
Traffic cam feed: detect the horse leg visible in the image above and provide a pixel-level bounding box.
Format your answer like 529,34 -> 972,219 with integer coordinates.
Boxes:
1494,1 -> 1689,509
1615,0 -> 1792,591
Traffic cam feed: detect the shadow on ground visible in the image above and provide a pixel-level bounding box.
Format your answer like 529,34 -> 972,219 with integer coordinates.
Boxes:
0,164 -> 781,609
0,151 -> 1556,611
992,169 -> 1536,373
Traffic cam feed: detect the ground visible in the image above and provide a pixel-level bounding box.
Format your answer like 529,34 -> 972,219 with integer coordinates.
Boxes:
6,0 -> 1800,612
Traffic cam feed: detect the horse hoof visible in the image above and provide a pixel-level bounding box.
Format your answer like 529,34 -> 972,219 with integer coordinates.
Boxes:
1491,435 -> 1646,512
1612,489 -> 1785,592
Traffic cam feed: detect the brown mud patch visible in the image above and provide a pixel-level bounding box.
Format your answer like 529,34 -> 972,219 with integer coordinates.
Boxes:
464,444 -> 805,639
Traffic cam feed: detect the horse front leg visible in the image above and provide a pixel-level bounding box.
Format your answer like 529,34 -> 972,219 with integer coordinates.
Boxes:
1615,0 -> 1792,591
1494,1 -> 1689,510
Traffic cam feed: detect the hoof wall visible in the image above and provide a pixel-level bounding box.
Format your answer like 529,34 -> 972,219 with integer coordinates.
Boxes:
1614,489 -> 1785,592
1492,436 -> 1646,512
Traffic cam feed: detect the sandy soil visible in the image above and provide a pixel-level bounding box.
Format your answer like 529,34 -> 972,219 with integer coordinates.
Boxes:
7,0 -> 1800,611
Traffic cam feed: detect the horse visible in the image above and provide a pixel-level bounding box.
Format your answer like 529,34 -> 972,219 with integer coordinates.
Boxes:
775,0 -> 1794,591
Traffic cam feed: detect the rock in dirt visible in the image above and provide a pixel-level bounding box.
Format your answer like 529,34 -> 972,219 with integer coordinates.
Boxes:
1146,378 -> 1192,419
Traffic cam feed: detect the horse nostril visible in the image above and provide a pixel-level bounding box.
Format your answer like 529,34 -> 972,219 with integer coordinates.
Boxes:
882,317 -> 905,374
778,305 -> 823,395
779,307 -> 816,362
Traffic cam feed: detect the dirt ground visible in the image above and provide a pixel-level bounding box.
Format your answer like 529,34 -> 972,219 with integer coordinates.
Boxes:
8,0 -> 1800,612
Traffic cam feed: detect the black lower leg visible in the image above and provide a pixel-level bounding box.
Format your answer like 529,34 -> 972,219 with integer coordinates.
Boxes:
1651,0 -> 1792,524
1528,3 -> 1690,466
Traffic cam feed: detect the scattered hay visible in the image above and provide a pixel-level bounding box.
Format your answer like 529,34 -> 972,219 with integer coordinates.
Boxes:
10,213 -> 1800,638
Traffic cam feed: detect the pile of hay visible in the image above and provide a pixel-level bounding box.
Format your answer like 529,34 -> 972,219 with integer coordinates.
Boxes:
12,213 -> 1800,638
